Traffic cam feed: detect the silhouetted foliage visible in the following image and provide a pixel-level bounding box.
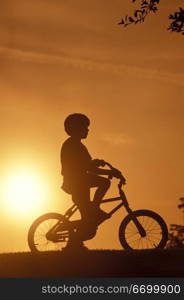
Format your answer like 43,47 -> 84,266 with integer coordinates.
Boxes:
168,7 -> 184,35
119,0 -> 184,35
178,197 -> 184,209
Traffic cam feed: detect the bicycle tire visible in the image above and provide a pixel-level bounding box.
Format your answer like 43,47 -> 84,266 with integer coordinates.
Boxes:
119,209 -> 168,250
28,213 -> 72,252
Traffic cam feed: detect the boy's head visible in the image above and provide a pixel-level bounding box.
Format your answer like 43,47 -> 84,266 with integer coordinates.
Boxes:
64,113 -> 90,139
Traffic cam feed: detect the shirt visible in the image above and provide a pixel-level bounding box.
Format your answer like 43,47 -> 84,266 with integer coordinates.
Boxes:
60,137 -> 92,192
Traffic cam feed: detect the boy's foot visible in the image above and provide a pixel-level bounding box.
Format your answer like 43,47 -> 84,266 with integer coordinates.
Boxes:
95,208 -> 110,225
62,241 -> 88,252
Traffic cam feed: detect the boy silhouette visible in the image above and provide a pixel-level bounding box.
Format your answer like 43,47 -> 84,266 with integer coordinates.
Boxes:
60,113 -> 123,250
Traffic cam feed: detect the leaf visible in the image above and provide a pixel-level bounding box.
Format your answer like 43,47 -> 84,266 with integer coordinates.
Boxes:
153,7 -> 158,13
169,14 -> 174,20
118,19 -> 124,25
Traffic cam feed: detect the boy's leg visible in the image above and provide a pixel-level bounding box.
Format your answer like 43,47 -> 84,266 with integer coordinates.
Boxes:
72,187 -> 91,221
89,175 -> 111,207
87,174 -> 111,224
71,187 -> 96,242
67,176 -> 110,247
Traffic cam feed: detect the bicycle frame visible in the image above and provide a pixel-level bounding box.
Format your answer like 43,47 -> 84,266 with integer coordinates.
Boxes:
47,162 -> 146,240
64,192 -> 124,221
61,183 -> 146,237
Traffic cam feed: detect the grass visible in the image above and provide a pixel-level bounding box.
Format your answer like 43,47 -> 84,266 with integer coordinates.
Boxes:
0,248 -> 183,277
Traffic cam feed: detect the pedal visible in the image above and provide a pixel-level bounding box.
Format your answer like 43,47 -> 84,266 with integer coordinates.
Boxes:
46,232 -> 58,242
96,212 -> 111,225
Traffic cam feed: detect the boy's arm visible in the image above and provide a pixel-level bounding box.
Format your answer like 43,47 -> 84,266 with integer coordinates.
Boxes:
88,159 -> 105,172
93,167 -> 123,178
92,167 -> 112,176
89,159 -> 124,179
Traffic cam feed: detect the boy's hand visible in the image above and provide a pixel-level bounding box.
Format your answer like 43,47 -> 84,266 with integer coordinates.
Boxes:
110,168 -> 121,178
111,168 -> 125,181
92,159 -> 106,167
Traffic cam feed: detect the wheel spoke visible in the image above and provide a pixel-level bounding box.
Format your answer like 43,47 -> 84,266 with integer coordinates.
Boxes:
125,232 -> 140,238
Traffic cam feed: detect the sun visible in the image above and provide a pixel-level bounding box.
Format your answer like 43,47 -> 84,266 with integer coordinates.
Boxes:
2,170 -> 46,216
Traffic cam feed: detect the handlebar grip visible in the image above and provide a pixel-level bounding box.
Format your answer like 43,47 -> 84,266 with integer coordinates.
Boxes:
105,162 -> 113,169
105,161 -> 125,185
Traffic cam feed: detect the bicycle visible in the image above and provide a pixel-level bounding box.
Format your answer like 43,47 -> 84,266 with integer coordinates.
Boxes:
28,162 -> 168,252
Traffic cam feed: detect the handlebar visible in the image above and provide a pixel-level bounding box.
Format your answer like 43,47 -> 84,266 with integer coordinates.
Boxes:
104,161 -> 125,189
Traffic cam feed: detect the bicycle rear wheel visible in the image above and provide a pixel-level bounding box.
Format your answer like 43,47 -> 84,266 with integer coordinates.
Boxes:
28,213 -> 72,252
119,210 -> 168,250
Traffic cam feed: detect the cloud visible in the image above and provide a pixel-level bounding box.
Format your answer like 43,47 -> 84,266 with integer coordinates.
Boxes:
102,133 -> 135,146
1,46 -> 184,87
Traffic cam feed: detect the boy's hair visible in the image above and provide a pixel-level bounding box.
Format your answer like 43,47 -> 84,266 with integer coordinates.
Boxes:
64,113 -> 90,136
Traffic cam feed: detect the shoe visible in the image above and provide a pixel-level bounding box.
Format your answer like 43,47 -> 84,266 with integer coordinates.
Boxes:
62,241 -> 88,252
95,208 -> 110,225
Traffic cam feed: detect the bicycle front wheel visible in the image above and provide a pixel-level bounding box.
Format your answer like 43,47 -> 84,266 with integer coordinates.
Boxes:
28,213 -> 72,252
119,210 -> 168,250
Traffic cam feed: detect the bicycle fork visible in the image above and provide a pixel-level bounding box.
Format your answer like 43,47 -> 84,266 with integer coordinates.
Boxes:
120,190 -> 146,237
127,207 -> 146,237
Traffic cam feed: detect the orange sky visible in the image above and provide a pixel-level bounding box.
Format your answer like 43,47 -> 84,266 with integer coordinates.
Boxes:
0,0 -> 184,252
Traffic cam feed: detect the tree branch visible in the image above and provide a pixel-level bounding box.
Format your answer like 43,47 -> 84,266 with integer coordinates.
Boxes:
118,0 -> 160,27
119,0 -> 184,36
